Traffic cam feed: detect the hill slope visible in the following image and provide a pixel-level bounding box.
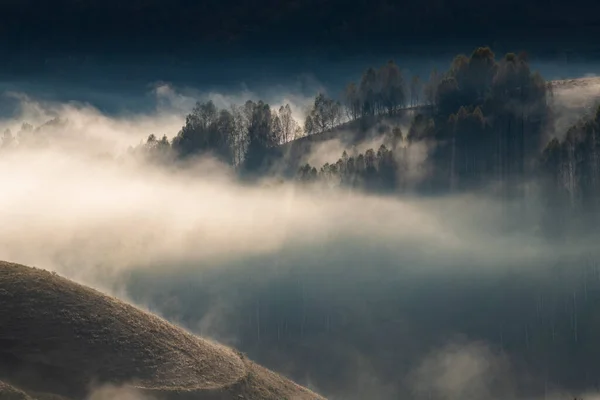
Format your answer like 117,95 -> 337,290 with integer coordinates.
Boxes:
0,261 -> 325,400
271,76 -> 600,176
0,380 -> 32,400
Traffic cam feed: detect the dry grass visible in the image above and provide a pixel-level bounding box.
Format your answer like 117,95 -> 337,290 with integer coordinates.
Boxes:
0,261 -> 325,400
0,380 -> 32,400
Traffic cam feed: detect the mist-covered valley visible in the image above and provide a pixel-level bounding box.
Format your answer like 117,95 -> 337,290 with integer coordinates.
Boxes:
2,45 -> 600,400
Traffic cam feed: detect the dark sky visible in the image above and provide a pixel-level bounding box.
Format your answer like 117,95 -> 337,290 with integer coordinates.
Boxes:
2,0 -> 600,58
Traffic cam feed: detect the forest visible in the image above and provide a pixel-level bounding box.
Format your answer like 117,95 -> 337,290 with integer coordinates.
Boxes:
1,47 -> 599,222
133,46 -> 596,214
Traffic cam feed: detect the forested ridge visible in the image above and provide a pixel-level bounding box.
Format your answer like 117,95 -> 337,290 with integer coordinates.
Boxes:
2,47 -> 599,217
3,47 -> 597,208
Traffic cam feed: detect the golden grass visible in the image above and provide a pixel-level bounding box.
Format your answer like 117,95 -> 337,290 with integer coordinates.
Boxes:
0,261 -> 324,400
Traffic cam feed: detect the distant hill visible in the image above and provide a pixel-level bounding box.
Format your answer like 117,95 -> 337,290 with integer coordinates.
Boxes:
270,76 -> 600,176
0,261 -> 325,400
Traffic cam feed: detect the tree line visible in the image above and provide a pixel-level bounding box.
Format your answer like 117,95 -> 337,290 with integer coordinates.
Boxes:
135,59 -> 429,168
299,47 -> 554,197
3,45 -> 598,216
0,56 -> 436,172
139,100 -> 303,171
541,105 -> 600,217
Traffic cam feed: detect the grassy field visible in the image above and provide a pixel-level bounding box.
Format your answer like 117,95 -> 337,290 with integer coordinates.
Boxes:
0,261 -> 324,400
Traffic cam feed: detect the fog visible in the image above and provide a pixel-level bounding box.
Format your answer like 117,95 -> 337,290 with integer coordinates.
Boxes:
549,76 -> 600,139
298,115 -> 413,168
0,137 -> 574,287
87,385 -> 154,400
1,85 -> 600,400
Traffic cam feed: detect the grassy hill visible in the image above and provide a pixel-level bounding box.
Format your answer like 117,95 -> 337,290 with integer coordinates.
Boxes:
0,380 -> 32,400
0,261 -> 325,400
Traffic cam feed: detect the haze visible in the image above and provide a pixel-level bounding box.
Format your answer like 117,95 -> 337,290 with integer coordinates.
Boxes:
0,65 -> 600,399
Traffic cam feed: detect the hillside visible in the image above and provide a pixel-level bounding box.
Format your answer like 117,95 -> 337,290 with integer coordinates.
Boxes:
0,380 -> 31,400
0,261 -> 325,400
271,76 -> 600,177
273,112 -> 418,176
549,76 -> 600,134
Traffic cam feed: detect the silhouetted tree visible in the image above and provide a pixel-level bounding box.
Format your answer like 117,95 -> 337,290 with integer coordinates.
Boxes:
407,114 -> 435,142
378,60 -> 405,115
344,82 -> 361,121
172,100 -> 233,162
244,100 -> 278,171
305,93 -> 343,134
279,104 -> 302,143
138,133 -> 174,163
424,68 -> 441,105
359,67 -> 379,117
410,75 -> 421,107
304,115 -> 315,136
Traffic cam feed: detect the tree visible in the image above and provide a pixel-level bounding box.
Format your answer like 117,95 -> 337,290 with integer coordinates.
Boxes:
172,100 -> 233,162
311,94 -> 329,133
139,133 -> 174,163
410,75 -> 421,107
305,93 -> 343,134
407,114 -> 435,142
451,106 -> 487,187
378,60 -> 405,115
424,68 -> 441,105
359,67 -> 379,116
466,47 -> 496,101
541,137 -> 562,184
271,113 -> 283,145
447,54 -> 470,92
304,115 -> 315,136
278,104 -> 302,143
344,82 -> 361,121
244,100 -> 276,171
436,77 -> 461,116
215,109 -> 236,160
377,144 -> 397,190
230,104 -> 250,167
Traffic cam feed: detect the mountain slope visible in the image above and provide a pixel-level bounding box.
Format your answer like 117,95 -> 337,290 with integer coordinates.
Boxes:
0,261 -> 324,400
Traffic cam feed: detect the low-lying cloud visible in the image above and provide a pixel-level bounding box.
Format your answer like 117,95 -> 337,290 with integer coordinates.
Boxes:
0,91 -> 185,154
408,341 -> 515,400
1,138 -> 577,290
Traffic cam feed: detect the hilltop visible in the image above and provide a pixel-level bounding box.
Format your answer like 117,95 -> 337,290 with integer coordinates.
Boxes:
0,261 -> 325,400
